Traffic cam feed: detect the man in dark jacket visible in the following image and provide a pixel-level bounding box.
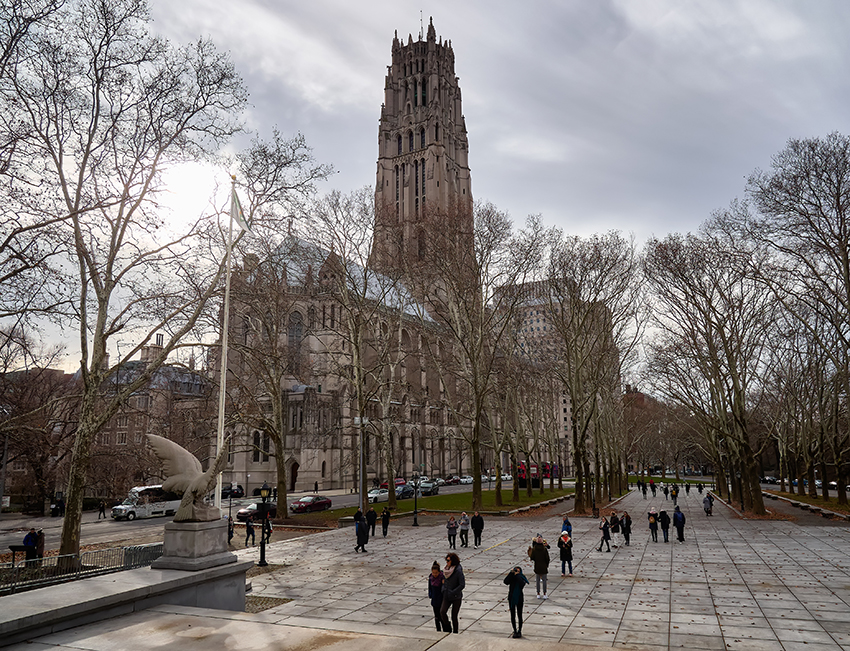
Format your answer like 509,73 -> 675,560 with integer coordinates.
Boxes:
381,507 -> 391,537
440,552 -> 465,633
23,528 -> 38,562
529,534 -> 550,599
658,509 -> 671,542
355,518 -> 369,553
673,505 -> 686,543
365,507 -> 378,536
471,511 -> 484,548
504,566 -> 529,638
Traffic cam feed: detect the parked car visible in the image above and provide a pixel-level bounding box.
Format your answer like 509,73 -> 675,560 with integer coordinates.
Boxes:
396,484 -> 415,499
501,473 -> 512,481
221,484 -> 245,499
828,481 -> 838,490
381,477 -> 407,489
434,478 -> 446,486
419,481 -> 439,496
416,475 -> 429,482
761,476 -> 777,484
444,476 -> 460,485
236,502 -> 278,521
459,476 -> 473,484
289,495 -> 332,513
368,488 -> 389,504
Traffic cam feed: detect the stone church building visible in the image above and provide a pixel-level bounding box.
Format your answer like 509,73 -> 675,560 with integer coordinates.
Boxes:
219,20 -> 563,497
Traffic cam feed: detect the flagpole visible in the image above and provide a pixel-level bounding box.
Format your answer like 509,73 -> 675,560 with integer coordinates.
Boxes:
214,176 -> 237,511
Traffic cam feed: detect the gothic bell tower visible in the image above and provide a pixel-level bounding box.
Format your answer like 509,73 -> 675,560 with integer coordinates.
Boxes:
371,18 -> 473,277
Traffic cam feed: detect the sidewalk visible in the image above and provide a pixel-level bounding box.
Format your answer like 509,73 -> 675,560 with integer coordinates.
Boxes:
8,487 -> 850,651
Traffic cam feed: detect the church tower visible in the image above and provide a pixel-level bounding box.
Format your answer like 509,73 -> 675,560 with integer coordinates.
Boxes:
371,18 -> 473,276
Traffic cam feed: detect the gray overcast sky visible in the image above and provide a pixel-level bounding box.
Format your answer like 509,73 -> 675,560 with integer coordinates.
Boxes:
150,0 -> 850,242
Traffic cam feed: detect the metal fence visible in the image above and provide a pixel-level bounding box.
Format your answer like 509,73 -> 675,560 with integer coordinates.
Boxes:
0,543 -> 163,596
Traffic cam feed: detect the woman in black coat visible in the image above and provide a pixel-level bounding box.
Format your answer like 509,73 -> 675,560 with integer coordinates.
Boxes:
381,507 -> 391,537
355,518 -> 369,552
621,511 -> 632,546
558,531 -> 573,576
597,517 -> 611,552
440,552 -> 465,633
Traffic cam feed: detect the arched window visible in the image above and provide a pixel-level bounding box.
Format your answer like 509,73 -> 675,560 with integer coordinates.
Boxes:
414,80 -> 418,107
397,134 -> 402,155
321,460 -> 326,478
420,128 -> 425,149
421,158 -> 425,201
408,131 -> 414,152
394,165 -> 399,201
288,311 -> 303,350
414,160 -> 419,197
435,122 -> 440,141
422,81 -> 427,106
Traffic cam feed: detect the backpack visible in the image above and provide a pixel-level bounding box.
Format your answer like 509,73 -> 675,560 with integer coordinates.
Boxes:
649,515 -> 656,525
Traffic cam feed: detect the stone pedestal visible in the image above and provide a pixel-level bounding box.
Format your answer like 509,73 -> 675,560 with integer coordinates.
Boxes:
151,518 -> 236,571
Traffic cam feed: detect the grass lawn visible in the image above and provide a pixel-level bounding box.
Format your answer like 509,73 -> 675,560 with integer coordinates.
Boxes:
304,486 -> 575,521
765,489 -> 850,515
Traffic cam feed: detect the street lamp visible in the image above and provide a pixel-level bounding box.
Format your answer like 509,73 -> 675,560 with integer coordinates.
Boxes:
412,471 -> 420,527
258,482 -> 270,567
736,471 -> 744,511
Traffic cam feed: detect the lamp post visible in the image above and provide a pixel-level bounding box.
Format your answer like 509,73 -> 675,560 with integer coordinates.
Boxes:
258,482 -> 270,567
736,471 -> 744,511
412,471 -> 420,526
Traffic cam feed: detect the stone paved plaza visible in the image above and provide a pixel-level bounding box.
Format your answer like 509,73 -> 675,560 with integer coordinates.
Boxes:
9,487 -> 850,651
243,488 -> 850,650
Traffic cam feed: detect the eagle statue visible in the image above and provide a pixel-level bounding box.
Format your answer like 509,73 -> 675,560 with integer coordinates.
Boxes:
146,434 -> 230,522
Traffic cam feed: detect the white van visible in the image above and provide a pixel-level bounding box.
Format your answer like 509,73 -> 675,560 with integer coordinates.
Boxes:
111,485 -> 181,520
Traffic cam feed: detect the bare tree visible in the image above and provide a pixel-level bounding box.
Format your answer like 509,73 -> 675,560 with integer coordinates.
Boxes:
546,231 -> 644,513
417,204 -> 546,511
741,133 -> 850,503
643,223 -> 775,515
3,0 -> 249,556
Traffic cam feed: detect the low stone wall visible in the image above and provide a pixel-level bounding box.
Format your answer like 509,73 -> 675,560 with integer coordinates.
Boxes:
0,559 -> 252,647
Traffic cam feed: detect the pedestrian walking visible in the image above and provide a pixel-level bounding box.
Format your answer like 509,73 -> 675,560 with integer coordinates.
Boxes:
671,486 -> 678,506
698,482 -> 704,494
621,511 -> 632,546
354,507 -> 363,524
558,531 -> 573,576
597,517 -> 611,552
504,565 -> 529,638
446,516 -> 458,549
314,481 -> 319,493
673,505 -> 686,543
366,506 -> 378,536
459,512 -> 470,548
428,561 -> 445,631
98,500 -> 106,519
648,508 -> 659,542
659,509 -> 671,542
703,494 -> 713,516
610,511 -> 621,548
528,534 -> 550,598
561,515 -> 573,534
663,485 -> 669,500
354,517 -> 369,552
263,516 -> 273,544
245,517 -> 255,547
471,511 -> 484,548
227,516 -> 234,544
685,483 -> 691,495
381,506 -> 391,537
642,483 -> 648,499
651,483 -> 657,497
440,552 -> 465,633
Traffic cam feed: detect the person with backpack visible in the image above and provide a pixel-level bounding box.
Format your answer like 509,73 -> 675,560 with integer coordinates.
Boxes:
671,486 -> 678,506
673,506 -> 686,543
528,534 -> 551,599
658,509 -> 671,543
648,508 -> 659,542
